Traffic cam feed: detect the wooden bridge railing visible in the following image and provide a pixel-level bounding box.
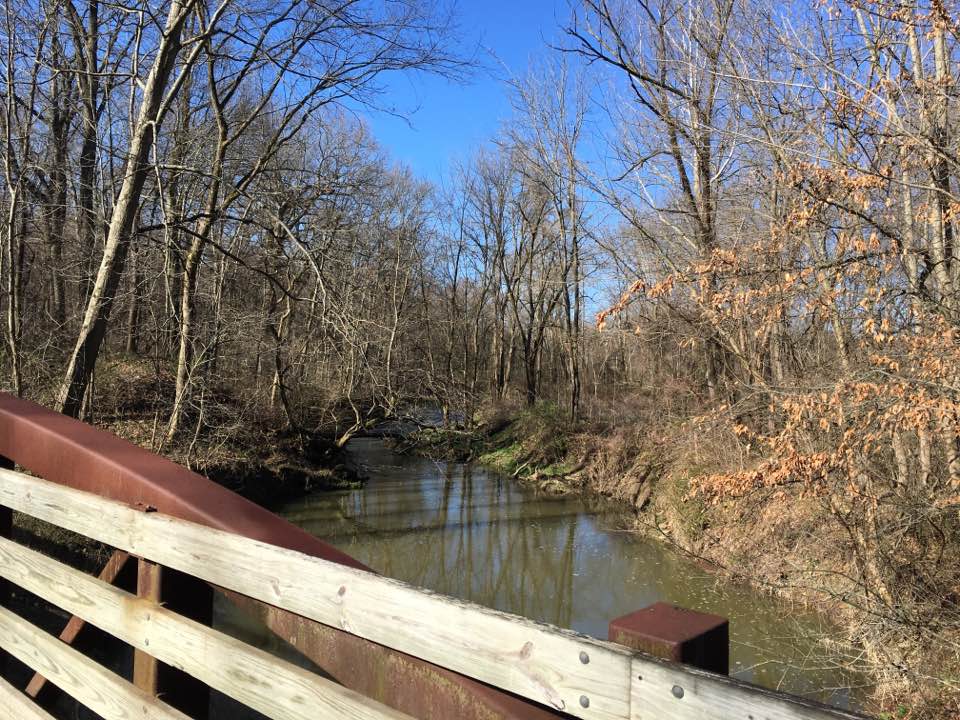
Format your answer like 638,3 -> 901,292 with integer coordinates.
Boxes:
0,465 -> 870,720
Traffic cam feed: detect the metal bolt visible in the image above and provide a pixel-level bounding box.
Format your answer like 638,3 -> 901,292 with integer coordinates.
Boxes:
671,685 -> 685,699
579,695 -> 590,708
579,651 -> 590,664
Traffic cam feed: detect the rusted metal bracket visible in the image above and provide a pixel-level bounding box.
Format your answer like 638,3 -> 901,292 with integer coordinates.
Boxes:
609,601 -> 729,675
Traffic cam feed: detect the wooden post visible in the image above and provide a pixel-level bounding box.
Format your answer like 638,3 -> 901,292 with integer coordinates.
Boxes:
137,562 -> 213,719
609,602 -> 729,675
133,559 -> 162,695
0,455 -> 11,677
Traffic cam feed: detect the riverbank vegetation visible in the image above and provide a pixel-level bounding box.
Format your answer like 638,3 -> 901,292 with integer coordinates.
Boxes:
2,0 -> 960,716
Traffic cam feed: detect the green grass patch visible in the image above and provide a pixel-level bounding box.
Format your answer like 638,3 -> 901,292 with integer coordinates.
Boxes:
477,442 -> 524,472
541,461 -> 576,477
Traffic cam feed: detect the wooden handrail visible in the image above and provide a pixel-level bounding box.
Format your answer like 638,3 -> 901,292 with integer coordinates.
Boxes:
0,467 -> 869,720
0,467 -> 631,718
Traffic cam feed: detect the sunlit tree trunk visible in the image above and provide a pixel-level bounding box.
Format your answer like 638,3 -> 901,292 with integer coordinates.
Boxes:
58,1 -> 196,417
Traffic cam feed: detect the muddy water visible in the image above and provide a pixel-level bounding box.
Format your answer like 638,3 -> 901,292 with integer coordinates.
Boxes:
217,437 -> 871,712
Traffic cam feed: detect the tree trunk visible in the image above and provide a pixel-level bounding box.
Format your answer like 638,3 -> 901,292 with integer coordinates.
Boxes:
45,55 -> 70,327
165,237 -> 203,442
58,1 -> 194,417
125,245 -> 141,355
70,0 -> 102,307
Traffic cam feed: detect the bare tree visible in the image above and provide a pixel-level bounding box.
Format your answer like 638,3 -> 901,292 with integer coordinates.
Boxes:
58,0 -> 214,416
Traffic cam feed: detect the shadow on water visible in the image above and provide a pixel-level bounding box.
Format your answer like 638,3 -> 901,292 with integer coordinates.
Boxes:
215,437 -> 873,714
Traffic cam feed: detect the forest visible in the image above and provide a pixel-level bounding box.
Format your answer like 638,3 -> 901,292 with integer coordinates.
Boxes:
1,0 -> 959,716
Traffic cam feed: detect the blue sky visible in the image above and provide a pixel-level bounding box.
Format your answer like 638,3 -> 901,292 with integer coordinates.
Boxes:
363,0 -> 572,184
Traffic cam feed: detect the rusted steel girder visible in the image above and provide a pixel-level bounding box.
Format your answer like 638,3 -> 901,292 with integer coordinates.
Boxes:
222,589 -> 564,720
0,393 -> 564,720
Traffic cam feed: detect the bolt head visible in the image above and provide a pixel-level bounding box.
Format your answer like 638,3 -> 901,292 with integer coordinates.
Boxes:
579,695 -> 590,708
671,685 -> 685,699
579,651 -> 590,664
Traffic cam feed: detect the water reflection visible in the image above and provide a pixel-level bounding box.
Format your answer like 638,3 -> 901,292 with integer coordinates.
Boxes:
279,438 -> 870,710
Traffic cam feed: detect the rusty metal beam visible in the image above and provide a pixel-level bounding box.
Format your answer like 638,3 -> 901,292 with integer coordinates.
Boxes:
0,393 -> 362,568
222,590 -> 565,720
130,560 -> 214,718
156,567 -> 213,718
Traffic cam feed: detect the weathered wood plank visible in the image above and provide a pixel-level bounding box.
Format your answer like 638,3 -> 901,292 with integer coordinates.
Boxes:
0,604 -> 190,720
628,656 -> 865,720
0,676 -> 56,720
25,549 -> 131,698
0,468 -> 633,720
0,536 -> 413,720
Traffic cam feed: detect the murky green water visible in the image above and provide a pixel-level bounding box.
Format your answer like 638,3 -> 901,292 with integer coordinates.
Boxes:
212,436 -> 870,715
270,438 -> 870,710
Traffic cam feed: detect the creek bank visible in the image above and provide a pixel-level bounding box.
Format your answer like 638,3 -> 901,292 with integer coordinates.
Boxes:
100,415 -> 368,510
199,433 -> 365,509
91,356 -> 368,509
389,404 -> 669,507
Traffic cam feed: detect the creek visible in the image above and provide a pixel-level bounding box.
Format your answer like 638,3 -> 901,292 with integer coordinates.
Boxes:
215,437 -> 871,712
